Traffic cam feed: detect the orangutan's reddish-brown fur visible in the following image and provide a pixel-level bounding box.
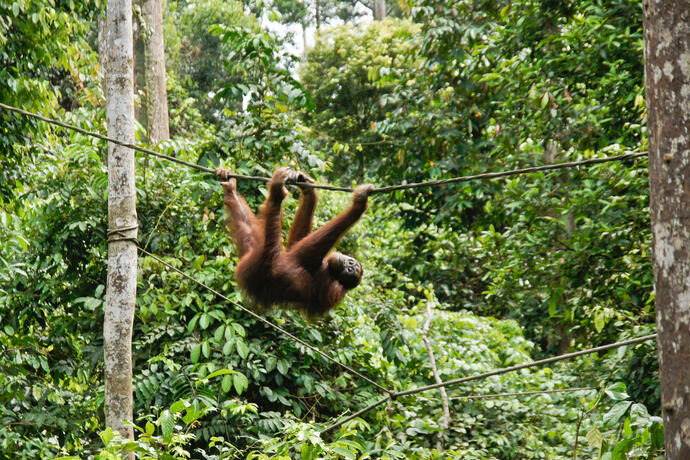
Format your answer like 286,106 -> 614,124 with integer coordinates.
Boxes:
217,167 -> 373,317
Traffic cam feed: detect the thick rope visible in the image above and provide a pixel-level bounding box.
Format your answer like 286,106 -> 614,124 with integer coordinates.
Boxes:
449,386 -> 595,400
137,246 -> 391,394
0,102 -> 217,175
320,334 -> 656,434
0,102 -> 647,193
107,225 -> 139,244
371,152 -> 647,193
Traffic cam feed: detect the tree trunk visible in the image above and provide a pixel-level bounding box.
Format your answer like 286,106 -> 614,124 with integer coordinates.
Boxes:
142,0 -> 169,143
134,0 -> 169,144
102,0 -> 138,450
373,0 -> 386,20
544,140 -> 573,355
643,0 -> 690,457
421,303 -> 450,451
315,0 -> 321,31
133,4 -> 146,130
301,21 -> 308,57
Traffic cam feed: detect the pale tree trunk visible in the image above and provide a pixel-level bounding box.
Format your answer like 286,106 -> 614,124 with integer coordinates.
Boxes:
98,14 -> 107,99
373,0 -> 386,20
301,21 -> 308,57
102,0 -> 138,449
643,0 -> 690,457
134,0 -> 169,144
142,0 -> 169,143
421,303 -> 450,451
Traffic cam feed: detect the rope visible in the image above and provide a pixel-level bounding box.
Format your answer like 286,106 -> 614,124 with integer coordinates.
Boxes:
0,102 -> 217,175
371,152 -> 647,193
0,102 -> 647,193
395,334 -> 656,397
137,246 -> 391,394
449,386 -> 595,401
107,225 -> 139,244
320,333 -> 656,434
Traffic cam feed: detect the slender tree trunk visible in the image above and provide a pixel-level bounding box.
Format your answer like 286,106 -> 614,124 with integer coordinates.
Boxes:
98,14 -> 107,99
315,0 -> 321,31
643,0 -> 690,457
102,0 -> 138,449
134,0 -> 169,144
301,21 -> 308,57
373,0 -> 386,20
133,4 -> 146,130
142,0 -> 169,143
544,140 -> 572,354
421,303 -> 450,451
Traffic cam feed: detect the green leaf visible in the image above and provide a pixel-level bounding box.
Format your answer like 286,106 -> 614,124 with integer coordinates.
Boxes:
301,443 -> 316,460
265,356 -> 276,372
604,383 -> 629,401
233,372 -> 249,395
611,438 -> 634,459
214,325 -> 225,341
190,343 -> 201,363
205,368 -> 235,380
222,374 -> 233,393
200,313 -> 210,329
183,407 -> 204,425
170,400 -> 186,414
232,323 -> 246,337
336,440 -> 363,451
236,340 -> 249,359
277,359 -> 288,375
188,314 -> 200,333
145,421 -> 155,435
223,340 -> 234,355
330,447 -> 356,459
160,410 -> 174,442
603,401 -> 632,427
100,427 -> 114,445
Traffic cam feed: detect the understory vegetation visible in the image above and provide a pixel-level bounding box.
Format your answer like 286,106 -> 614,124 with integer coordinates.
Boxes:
0,0 -> 662,458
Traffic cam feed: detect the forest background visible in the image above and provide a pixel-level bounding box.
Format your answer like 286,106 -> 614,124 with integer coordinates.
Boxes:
0,0 -> 662,458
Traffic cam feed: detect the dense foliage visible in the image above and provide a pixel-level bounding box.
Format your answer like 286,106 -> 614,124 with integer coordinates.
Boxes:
0,0 -> 662,458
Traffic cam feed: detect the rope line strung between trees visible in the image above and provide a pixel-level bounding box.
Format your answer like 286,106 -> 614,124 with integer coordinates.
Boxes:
0,102 -> 217,175
320,333 -> 657,434
449,386 -> 595,401
0,102 -> 647,193
137,246 -> 392,394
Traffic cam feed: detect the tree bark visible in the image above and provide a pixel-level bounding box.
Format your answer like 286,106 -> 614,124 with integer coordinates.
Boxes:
643,0 -> 690,457
421,303 -> 450,451
102,0 -> 138,449
315,0 -> 321,31
133,4 -> 146,128
142,0 -> 169,143
134,0 -> 169,144
373,0 -> 386,21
